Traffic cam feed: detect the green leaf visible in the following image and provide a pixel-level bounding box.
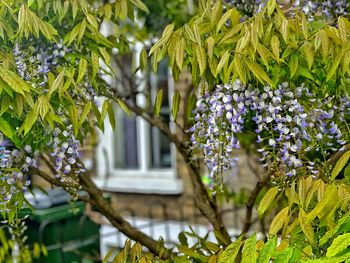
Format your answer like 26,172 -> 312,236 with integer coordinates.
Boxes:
266,0 -> 276,16
68,104 -> 79,136
320,213 -> 350,246
331,151 -> 350,180
48,70 -> 65,97
257,237 -> 277,263
196,45 -> 207,75
327,233 -> 350,257
0,117 -> 14,140
107,101 -> 116,130
327,50 -> 345,82
258,186 -> 279,217
215,51 -> 230,76
116,98 -> 131,115
150,23 -> 174,55
91,52 -> 99,78
206,36 -> 215,61
289,54 -> 298,78
303,43 -> 314,70
129,0 -> 149,13
172,91 -> 181,121
301,13 -> 308,39
41,244 -> 48,257
274,247 -> 294,263
119,0 -> 128,20
299,209 -> 314,245
99,47 -> 111,65
1,95 -> 10,116
79,101 -> 92,126
186,92 -> 196,121
178,245 -> 206,261
102,247 -> 114,263
242,233 -> 256,263
175,38 -> 186,70
219,237 -> 242,263
281,19 -> 289,43
245,60 -> 273,86
216,9 -> 232,33
154,89 -> 163,117
0,69 -> 31,95
139,47 -> 148,70
77,58 -> 87,83
270,35 -> 280,60
211,0 -> 222,26
103,3 -> 113,20
269,207 -> 289,235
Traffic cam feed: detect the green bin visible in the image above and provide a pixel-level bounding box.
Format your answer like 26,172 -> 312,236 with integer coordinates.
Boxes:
25,201 -> 100,263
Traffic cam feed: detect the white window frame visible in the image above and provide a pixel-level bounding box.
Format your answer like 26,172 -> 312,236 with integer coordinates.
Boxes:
94,42 -> 182,194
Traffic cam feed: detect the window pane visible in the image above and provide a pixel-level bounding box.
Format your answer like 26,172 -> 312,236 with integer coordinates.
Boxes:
150,59 -> 172,168
150,121 -> 172,169
114,112 -> 139,169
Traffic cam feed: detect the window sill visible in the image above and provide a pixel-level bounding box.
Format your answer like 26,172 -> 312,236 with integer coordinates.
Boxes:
93,176 -> 183,195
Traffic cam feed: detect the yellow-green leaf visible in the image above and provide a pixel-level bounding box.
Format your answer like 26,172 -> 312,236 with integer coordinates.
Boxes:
258,186 -> 279,217
0,117 -> 14,140
216,9 -> 232,33
281,19 -> 288,43
215,51 -> 230,76
107,101 -> 115,130
68,104 -> 79,136
154,89 -> 163,117
175,38 -> 186,70
269,207 -> 289,235
79,101 -> 92,126
257,237 -> 277,263
289,54 -> 298,78
206,36 -> 215,61
77,58 -> 87,83
139,47 -> 148,70
211,0 -> 222,26
327,233 -> 350,257
242,233 -> 256,263
172,90 -> 181,121
219,237 -> 242,263
129,0 -> 149,13
196,45 -> 207,75
116,98 -> 131,115
327,49 -> 345,82
331,151 -> 350,180
266,0 -> 276,17
301,14 -> 308,39
299,209 -> 314,245
270,35 -> 280,60
245,60 -> 273,86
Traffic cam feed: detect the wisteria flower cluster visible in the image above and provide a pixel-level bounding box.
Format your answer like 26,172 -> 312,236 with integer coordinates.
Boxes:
13,41 -> 97,103
296,0 -> 349,21
0,134 -> 38,213
47,125 -> 85,197
190,80 -> 350,184
13,41 -> 69,88
224,0 -> 265,17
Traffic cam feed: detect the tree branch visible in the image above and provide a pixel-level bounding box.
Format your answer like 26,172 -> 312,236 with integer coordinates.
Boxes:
39,155 -> 170,258
77,169 -> 169,258
240,169 -> 272,237
106,91 -> 232,244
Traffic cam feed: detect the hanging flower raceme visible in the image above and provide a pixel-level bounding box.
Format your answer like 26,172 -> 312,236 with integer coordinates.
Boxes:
0,134 -> 38,214
190,80 -> 350,185
296,0 -> 349,21
46,124 -> 85,198
13,41 -> 97,103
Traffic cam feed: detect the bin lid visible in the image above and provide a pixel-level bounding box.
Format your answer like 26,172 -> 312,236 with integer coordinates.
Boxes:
30,201 -> 85,223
